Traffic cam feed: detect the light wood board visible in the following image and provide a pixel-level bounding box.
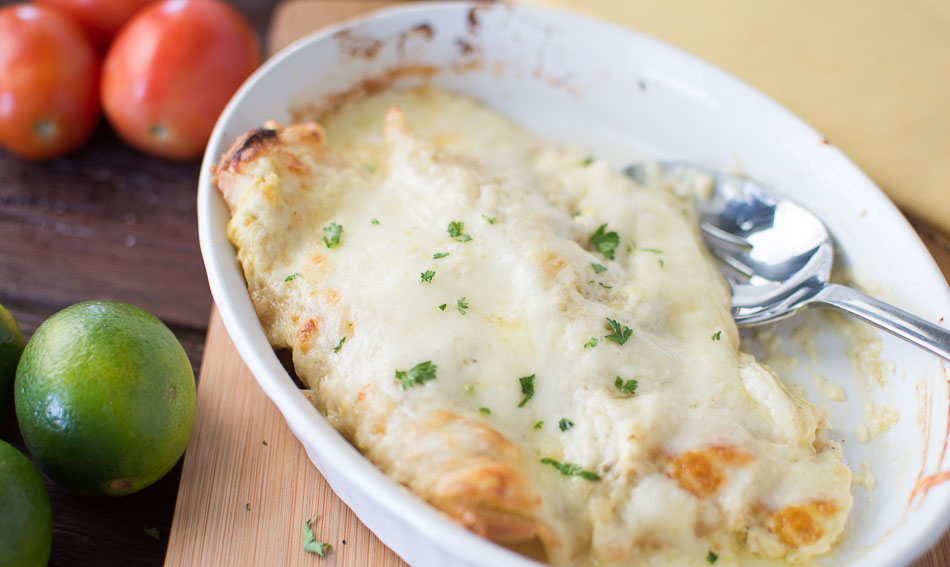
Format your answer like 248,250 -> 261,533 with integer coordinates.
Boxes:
165,1 -> 950,566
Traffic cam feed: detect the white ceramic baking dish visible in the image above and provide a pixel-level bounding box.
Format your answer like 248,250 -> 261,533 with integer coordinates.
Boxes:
197,3 -> 950,565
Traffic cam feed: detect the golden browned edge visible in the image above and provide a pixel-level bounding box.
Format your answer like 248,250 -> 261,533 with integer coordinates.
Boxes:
211,118 -> 552,558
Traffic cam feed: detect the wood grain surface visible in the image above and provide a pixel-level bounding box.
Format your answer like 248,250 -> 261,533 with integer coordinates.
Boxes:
165,2 -> 950,567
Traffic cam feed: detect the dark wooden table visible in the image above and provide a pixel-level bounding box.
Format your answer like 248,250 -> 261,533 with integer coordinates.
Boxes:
0,1 -> 279,565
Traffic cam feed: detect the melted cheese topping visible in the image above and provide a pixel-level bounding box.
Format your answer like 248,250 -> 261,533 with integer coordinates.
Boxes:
218,87 -> 852,566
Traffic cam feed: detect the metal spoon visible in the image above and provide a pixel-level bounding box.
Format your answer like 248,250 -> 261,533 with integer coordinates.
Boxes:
626,163 -> 950,361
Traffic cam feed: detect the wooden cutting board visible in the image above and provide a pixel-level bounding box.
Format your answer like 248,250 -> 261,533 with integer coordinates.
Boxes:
165,1 -> 950,566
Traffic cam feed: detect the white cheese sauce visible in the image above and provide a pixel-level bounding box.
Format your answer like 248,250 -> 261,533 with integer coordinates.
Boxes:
242,87 -> 854,566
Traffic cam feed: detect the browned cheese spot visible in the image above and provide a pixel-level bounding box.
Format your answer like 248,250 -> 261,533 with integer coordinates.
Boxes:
297,318 -> 321,353
768,500 -> 838,548
668,446 -> 753,497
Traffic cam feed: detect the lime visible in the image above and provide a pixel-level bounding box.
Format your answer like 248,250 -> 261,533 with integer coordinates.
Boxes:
0,303 -> 25,422
14,301 -> 196,496
0,439 -> 52,567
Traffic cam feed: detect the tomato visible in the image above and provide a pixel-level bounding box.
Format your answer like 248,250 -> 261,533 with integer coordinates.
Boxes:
0,4 -> 100,160
101,0 -> 260,161
34,0 -> 156,50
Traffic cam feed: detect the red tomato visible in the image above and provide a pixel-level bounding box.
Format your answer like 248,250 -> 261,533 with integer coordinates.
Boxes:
34,0 -> 156,50
101,0 -> 260,161
0,4 -> 100,160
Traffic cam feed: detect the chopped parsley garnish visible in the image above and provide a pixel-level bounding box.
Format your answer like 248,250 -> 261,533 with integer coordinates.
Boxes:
395,361 -> 437,390
482,214 -> 496,224
464,384 -> 474,394
558,418 -> 574,431
362,164 -> 375,174
591,263 -> 607,274
534,421 -> 544,429
598,282 -> 612,289
322,222 -> 343,249
302,516 -> 331,557
590,223 -> 620,260
438,303 -> 447,311
604,318 -> 633,345
432,252 -> 450,259
420,270 -> 436,283
284,273 -> 302,282
707,551 -> 719,564
639,247 -> 663,254
371,218 -> 380,225
658,258 -> 665,268
447,221 -> 472,242
478,407 -> 491,415
712,330 -> 722,341
456,297 -> 469,315
332,336 -> 346,353
581,156 -> 594,166
262,440 -> 268,446
245,503 -> 250,511
614,376 -> 638,396
540,458 -> 600,481
517,374 -> 535,407
583,337 -> 598,349
142,526 -> 160,540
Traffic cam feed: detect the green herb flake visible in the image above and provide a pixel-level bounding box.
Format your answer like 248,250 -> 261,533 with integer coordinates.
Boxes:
478,407 -> 491,415
604,318 -> 633,345
302,515 -> 332,557
534,420 -> 544,429
284,273 -> 302,282
598,282 -> 613,290
420,270 -> 436,283
142,526 -> 160,540
371,218 -> 380,225
362,164 -> 375,174
456,297 -> 469,315
433,252 -> 450,259
639,247 -> 663,254
447,221 -> 472,242
591,263 -> 607,274
712,330 -> 722,341
590,223 -> 620,260
658,258 -> 665,268
245,503 -> 250,511
517,374 -> 536,407
707,551 -> 719,564
333,336 -> 346,353
464,384 -> 474,394
614,376 -> 638,396
262,440 -> 268,446
583,337 -> 599,349
482,214 -> 496,224
540,458 -> 601,482
438,303 -> 447,311
395,361 -> 438,390
581,156 -> 594,166
322,222 -> 343,249
558,418 -> 574,431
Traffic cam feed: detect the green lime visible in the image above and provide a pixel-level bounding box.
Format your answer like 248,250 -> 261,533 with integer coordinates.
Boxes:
0,439 -> 52,567
14,301 -> 196,496
0,303 -> 25,423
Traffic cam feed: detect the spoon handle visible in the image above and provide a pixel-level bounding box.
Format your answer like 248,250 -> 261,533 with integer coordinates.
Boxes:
812,283 -> 950,361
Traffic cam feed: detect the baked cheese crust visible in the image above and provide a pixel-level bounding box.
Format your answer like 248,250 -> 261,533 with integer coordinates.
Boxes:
214,87 -> 852,566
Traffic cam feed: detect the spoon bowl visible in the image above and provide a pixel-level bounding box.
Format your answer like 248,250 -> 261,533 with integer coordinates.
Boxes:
626,162 -> 950,360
